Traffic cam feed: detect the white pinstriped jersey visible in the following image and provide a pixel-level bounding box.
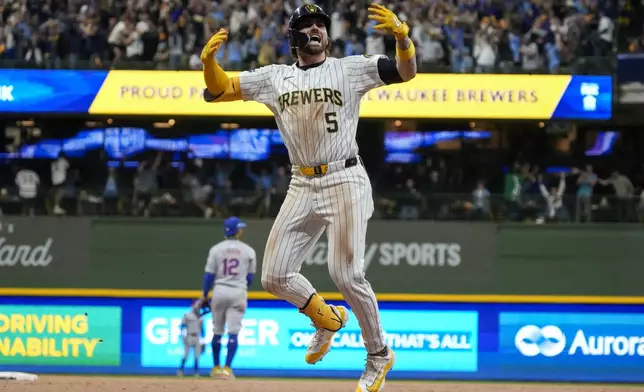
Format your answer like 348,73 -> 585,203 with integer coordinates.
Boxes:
238,55 -> 387,167
204,239 -> 257,290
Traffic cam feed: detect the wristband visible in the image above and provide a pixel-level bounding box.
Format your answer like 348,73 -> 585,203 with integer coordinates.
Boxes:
396,39 -> 416,61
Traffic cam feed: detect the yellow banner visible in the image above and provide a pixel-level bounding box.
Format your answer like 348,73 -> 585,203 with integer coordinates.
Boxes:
89,71 -> 572,119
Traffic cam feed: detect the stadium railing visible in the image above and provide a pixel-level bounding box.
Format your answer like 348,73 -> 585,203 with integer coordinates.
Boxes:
1,185 -> 641,223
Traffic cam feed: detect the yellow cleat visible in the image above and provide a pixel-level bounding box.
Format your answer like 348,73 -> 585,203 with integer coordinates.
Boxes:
210,366 -> 222,378
219,366 -> 235,380
305,305 -> 350,364
355,348 -> 395,392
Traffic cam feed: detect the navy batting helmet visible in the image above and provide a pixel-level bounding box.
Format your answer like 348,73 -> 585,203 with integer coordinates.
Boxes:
288,4 -> 331,57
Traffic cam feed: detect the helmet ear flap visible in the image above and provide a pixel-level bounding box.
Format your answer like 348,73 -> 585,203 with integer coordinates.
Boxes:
289,28 -> 311,58
288,29 -> 297,57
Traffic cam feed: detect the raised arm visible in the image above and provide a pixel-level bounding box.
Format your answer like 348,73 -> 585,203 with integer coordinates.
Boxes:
539,183 -> 549,198
201,28 -> 242,103
557,173 -> 566,196
367,3 -> 417,81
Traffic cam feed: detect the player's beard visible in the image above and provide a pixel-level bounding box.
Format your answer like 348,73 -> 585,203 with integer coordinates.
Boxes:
300,37 -> 327,56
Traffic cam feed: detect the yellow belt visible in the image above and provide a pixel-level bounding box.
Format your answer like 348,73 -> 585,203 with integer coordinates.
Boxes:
299,164 -> 328,176
298,157 -> 359,177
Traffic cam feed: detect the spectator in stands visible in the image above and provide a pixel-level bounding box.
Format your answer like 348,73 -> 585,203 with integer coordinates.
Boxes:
102,167 -> 120,215
599,170 -> 635,222
537,172 -> 568,223
212,161 -> 235,191
417,24 -> 445,66
245,164 -> 273,218
133,152 -> 162,218
108,15 -> 132,65
594,10 -> 615,57
503,161 -> 522,220
399,178 -> 423,220
474,17 -> 497,73
520,33 -> 542,72
471,179 -> 491,220
49,152 -> 69,215
365,29 -> 385,56
573,165 -> 597,223
496,19 -> 517,73
14,164 -> 39,217
24,33 -> 44,67
64,168 -> 84,216
168,24 -> 184,69
181,170 -> 213,218
0,0 -> 615,73
426,169 -> 446,219
344,34 -> 365,56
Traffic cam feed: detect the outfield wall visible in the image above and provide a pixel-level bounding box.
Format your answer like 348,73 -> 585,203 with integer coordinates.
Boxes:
2,295 -> 644,383
2,217 -> 644,297
3,217 -> 644,382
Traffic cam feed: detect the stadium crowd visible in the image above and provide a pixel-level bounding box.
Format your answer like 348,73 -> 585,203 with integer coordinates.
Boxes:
0,0 -> 632,222
0,0 -> 618,73
3,148 -> 644,224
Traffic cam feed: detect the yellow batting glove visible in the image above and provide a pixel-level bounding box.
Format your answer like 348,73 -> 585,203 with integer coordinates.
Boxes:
201,28 -> 228,64
367,3 -> 409,41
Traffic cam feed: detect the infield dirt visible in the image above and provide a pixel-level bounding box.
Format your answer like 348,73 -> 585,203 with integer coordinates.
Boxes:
2,376 -> 644,392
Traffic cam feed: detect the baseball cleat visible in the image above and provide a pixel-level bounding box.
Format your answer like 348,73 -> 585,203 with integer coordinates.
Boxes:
219,366 -> 235,380
210,366 -> 222,378
305,305 -> 349,364
355,347 -> 395,392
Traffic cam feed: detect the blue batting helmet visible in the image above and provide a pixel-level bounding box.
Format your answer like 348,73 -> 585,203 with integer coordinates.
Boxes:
224,216 -> 247,237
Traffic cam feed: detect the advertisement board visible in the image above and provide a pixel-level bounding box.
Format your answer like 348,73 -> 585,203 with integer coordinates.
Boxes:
0,305 -> 121,366
85,219 -> 499,294
3,219 -> 644,298
497,312 -> 644,380
0,69 -> 612,120
0,217 -> 91,288
2,295 -> 644,383
8,219 -> 644,298
0,70 -> 106,113
141,307 -> 478,372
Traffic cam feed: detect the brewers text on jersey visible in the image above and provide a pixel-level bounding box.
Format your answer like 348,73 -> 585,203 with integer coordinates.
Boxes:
277,88 -> 344,113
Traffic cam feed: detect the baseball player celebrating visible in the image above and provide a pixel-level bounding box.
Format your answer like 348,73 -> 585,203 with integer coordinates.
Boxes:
199,216 -> 256,380
177,300 -> 208,377
201,4 -> 416,391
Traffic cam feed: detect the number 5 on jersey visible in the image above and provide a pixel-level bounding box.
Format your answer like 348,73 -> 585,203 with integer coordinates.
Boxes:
325,112 -> 338,133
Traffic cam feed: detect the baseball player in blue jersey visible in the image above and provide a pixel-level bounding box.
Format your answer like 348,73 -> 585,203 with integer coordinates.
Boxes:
199,216 -> 256,380
177,300 -> 209,377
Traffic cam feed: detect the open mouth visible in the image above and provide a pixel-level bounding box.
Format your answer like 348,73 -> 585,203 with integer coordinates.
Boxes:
309,34 -> 321,43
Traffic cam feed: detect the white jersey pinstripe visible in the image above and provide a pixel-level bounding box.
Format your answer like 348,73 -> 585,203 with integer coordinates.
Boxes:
238,55 -> 386,167
237,54 -> 396,355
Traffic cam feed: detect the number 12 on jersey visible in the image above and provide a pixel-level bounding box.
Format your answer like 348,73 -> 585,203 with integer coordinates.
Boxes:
325,112 -> 338,133
222,258 -> 239,276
